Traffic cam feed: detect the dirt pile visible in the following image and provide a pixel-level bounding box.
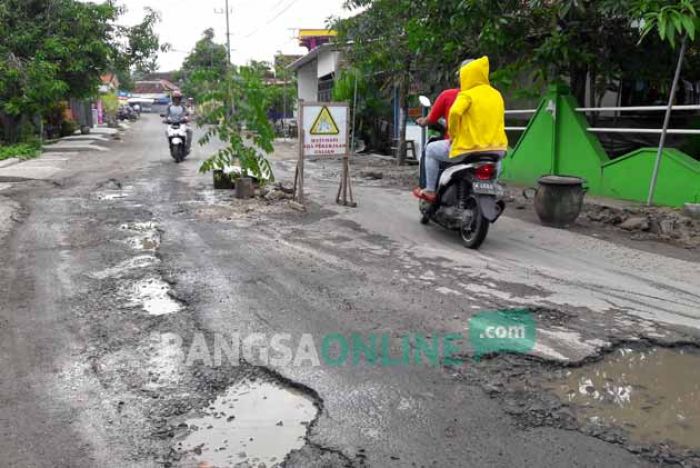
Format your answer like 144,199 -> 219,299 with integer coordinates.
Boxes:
504,185 -> 700,249
257,182 -> 295,202
582,204 -> 700,248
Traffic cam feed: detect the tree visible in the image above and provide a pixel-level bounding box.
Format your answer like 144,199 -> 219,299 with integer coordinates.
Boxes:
110,6 -> 170,89
0,0 -> 166,143
178,29 -> 229,99
0,0 -> 116,142
121,7 -> 169,74
336,0 -> 700,118
335,0 -> 422,165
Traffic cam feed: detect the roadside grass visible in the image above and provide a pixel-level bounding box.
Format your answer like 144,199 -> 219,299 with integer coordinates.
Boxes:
0,140 -> 42,161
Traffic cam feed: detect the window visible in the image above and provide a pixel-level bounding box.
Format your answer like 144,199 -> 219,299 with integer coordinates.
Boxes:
318,74 -> 334,102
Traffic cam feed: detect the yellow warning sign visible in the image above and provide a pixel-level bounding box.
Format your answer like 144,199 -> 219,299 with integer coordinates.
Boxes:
309,106 -> 340,135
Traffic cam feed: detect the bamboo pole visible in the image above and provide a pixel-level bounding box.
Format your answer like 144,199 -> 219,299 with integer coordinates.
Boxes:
647,35 -> 687,206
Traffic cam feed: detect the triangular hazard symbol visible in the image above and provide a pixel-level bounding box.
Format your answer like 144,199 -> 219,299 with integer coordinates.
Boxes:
310,106 -> 340,135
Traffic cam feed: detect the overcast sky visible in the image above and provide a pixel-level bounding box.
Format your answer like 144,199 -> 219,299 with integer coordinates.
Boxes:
113,0 -> 349,71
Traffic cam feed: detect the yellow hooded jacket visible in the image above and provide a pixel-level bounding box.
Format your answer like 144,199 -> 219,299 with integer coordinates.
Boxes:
447,56 -> 508,158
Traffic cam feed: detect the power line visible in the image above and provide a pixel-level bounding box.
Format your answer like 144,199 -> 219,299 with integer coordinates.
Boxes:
268,0 -> 289,12
242,0 -> 301,39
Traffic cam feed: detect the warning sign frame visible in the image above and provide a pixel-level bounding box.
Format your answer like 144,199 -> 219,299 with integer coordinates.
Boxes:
294,100 -> 355,207
300,102 -> 349,158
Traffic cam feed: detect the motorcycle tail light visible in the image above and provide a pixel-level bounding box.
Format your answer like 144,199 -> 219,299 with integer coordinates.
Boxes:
475,163 -> 496,180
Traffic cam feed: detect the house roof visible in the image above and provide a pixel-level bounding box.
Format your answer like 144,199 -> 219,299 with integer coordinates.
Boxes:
141,71 -> 179,82
133,80 -> 180,94
287,43 -> 337,71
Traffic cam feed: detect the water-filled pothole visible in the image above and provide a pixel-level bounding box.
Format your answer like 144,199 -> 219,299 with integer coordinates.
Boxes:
91,254 -> 159,279
129,277 -> 181,315
120,222 -> 161,251
95,185 -> 132,200
176,378 -> 317,467
544,346 -> 700,451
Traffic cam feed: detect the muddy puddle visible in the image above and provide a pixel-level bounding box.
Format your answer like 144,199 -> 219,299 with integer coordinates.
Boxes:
176,379 -> 317,467
544,347 -> 700,451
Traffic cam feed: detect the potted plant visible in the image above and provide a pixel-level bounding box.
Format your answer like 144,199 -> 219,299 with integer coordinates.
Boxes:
196,66 -> 275,196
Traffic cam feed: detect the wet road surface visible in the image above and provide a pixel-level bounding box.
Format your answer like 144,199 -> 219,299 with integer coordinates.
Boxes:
1,115 -> 698,467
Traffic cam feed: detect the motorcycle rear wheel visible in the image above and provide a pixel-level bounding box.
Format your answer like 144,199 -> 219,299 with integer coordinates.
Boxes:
460,197 -> 489,249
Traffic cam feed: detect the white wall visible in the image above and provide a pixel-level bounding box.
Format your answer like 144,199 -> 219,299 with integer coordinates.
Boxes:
297,61 -> 318,102
317,50 -> 340,78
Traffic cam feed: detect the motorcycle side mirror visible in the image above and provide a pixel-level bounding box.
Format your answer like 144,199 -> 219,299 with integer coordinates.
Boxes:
419,95 -> 432,108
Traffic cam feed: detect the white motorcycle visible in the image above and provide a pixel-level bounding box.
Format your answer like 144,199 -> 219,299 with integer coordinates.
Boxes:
417,95 -> 506,249
161,115 -> 190,163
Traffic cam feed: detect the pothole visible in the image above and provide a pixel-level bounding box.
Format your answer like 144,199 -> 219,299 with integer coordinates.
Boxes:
175,377 -> 317,467
124,230 -> 160,251
94,185 -> 133,200
544,346 -> 700,452
91,254 -> 159,279
98,192 -> 127,200
119,221 -> 161,251
126,234 -> 160,251
127,277 -> 181,315
145,332 -> 185,390
120,221 -> 159,232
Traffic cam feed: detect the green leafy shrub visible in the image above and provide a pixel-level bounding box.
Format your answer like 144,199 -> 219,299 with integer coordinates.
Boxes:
196,66 -> 275,184
0,139 -> 41,160
60,119 -> 78,137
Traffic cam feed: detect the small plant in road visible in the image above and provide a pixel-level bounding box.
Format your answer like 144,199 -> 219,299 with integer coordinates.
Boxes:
196,66 -> 276,185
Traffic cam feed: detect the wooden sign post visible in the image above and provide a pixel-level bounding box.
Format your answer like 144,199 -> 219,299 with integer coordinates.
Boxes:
293,101 -> 305,205
294,101 -> 356,207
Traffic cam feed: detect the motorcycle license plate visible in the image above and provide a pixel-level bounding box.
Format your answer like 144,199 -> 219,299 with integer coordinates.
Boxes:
473,181 -> 500,195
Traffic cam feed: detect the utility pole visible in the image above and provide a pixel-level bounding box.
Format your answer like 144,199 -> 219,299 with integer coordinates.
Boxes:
214,1 -> 232,65
225,0 -> 231,65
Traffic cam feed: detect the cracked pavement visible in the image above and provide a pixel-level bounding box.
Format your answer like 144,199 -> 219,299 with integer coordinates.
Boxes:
1,115 -> 699,467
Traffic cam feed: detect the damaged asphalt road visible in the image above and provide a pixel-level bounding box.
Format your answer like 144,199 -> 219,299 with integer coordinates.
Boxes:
0,115 -> 699,467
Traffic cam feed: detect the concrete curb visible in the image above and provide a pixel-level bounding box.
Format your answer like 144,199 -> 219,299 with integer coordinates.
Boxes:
86,127 -> 119,136
0,158 -> 21,169
0,166 -> 64,182
60,135 -> 111,143
43,143 -> 109,153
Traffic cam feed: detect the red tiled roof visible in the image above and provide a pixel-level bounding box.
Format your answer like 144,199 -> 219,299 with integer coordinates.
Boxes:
133,80 -> 180,94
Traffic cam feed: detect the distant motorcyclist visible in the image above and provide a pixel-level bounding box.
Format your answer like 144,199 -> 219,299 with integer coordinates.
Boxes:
164,91 -> 193,153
